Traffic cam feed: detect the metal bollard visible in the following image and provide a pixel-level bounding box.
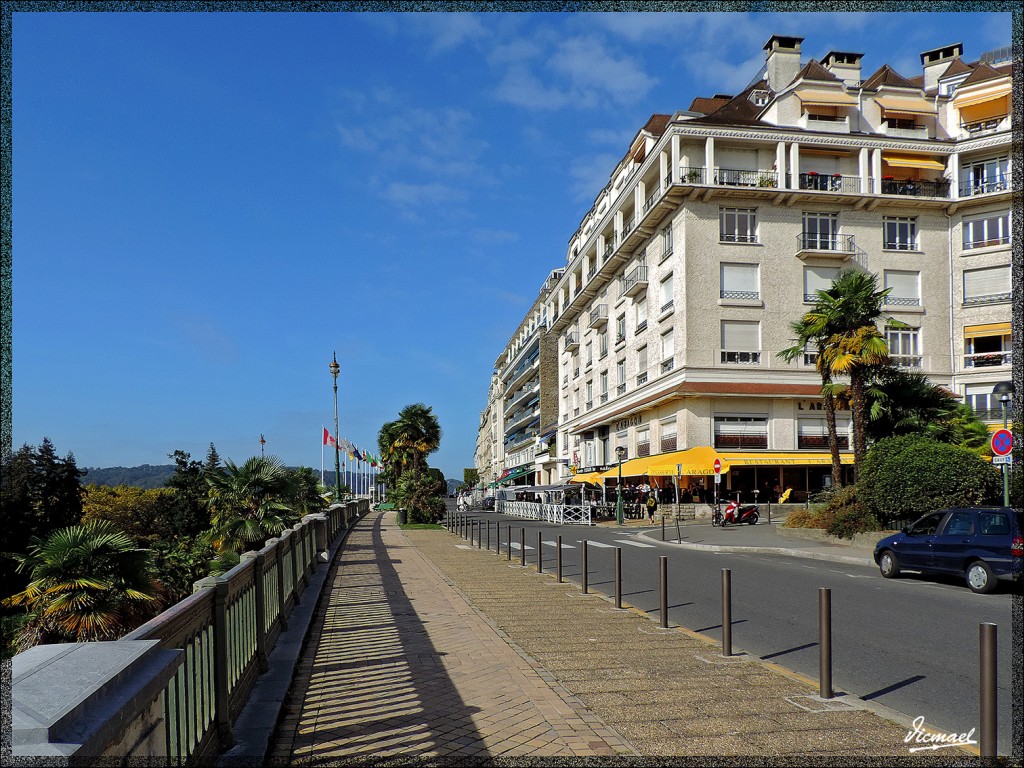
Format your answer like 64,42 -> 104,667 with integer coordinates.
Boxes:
486,520 -> 491,551
537,530 -> 543,573
556,535 -> 563,582
477,520 -> 482,549
507,524 -> 512,560
722,569 -> 732,657
660,556 -> 668,628
819,587 -> 832,699
614,547 -> 622,609
661,515 -> 665,541
493,521 -> 498,553
582,540 -> 589,594
520,528 -> 526,567
980,622 -> 997,759
675,514 -> 681,544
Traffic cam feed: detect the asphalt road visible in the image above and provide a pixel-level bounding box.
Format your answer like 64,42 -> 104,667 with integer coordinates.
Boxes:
446,508 -> 1015,756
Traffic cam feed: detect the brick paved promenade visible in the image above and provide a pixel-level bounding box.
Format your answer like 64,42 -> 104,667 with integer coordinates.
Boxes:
271,509 -> 950,760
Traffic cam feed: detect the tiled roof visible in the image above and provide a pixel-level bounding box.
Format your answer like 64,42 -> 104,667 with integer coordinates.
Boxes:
959,60 -> 1006,87
862,64 -> 920,91
907,74 -> 925,88
939,57 -> 974,78
688,96 -> 731,114
688,83 -> 769,127
641,114 -> 672,137
790,58 -> 840,85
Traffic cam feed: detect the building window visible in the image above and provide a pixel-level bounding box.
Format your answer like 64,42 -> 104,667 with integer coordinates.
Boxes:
586,380 -> 593,410
801,212 -> 840,250
637,427 -> 651,457
721,320 -> 761,364
635,295 -> 648,332
598,331 -> 608,358
720,207 -> 758,243
960,155 -> 1009,196
714,415 -> 768,450
659,274 -> 674,313
883,270 -> 921,306
797,417 -> 850,449
616,314 -> 626,344
886,327 -> 922,368
661,227 -> 674,260
637,346 -> 648,385
964,324 -> 1011,368
963,265 -> 1011,305
883,217 -> 918,250
660,330 -> 674,373
599,371 -> 609,403
660,419 -> 677,453
804,265 -> 840,302
963,211 -> 1010,249
585,341 -> 593,368
964,383 -> 1013,421
616,359 -> 626,394
616,430 -> 629,460
721,262 -> 760,300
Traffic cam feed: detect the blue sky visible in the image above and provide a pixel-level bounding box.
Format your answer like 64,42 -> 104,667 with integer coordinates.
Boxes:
10,9 -> 1011,479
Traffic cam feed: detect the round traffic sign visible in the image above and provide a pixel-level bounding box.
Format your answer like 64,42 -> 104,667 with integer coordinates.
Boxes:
713,458 -> 722,474
991,429 -> 1013,457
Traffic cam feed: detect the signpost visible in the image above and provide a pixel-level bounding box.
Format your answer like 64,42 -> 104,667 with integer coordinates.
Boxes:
991,429 -> 1013,506
713,458 -> 721,509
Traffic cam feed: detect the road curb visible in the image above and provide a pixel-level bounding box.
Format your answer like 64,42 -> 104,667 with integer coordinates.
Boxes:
635,528 -> 875,568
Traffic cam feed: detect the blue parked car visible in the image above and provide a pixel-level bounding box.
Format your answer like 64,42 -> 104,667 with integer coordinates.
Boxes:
874,507 -> 1023,593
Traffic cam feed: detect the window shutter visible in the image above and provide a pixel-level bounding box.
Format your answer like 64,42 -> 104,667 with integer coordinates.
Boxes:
964,265 -> 1010,298
884,270 -> 920,299
661,331 -> 674,358
721,263 -> 759,293
721,320 -> 760,350
804,266 -> 840,295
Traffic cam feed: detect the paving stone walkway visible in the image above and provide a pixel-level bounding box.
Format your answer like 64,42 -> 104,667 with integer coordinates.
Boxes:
270,511 -> 635,761
271,510 -> 961,760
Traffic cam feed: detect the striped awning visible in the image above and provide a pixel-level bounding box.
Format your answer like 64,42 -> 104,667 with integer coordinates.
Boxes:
953,82 -> 1012,110
718,451 -> 854,466
964,322 -> 1011,339
875,95 -> 936,115
796,89 -> 857,107
882,152 -> 946,171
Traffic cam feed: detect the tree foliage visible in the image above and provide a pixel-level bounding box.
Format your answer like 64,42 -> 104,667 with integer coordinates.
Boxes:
859,435 -> 1002,526
378,404 -> 442,481
205,455 -> 301,555
3,520 -> 159,652
392,470 -> 446,524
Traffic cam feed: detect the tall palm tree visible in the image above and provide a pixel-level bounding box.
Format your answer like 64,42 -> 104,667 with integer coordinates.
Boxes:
779,313 -> 843,489
804,269 -> 906,476
205,456 -> 297,555
382,404 -> 442,479
866,367 -> 960,440
3,519 -> 159,651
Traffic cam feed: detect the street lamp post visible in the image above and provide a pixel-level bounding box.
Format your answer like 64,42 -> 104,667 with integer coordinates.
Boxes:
260,434 -> 265,457
615,446 -> 626,526
330,353 -> 342,503
993,381 -> 1014,507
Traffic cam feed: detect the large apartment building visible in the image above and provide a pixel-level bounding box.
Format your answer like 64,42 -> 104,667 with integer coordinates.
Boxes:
477,34 -> 1012,501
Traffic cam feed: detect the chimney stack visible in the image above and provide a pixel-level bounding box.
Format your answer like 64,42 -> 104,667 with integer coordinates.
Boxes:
823,51 -> 864,88
764,35 -> 804,92
920,42 -> 963,91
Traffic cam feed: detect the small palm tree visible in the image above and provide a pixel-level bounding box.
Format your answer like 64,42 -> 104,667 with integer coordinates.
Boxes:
205,456 -> 297,555
3,520 -> 159,651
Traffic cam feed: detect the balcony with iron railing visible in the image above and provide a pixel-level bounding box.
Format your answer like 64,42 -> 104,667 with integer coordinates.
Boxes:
600,392 -> 609,404
964,351 -> 1012,368
637,441 -> 651,458
963,234 -> 1010,250
589,304 -> 609,328
960,115 -> 1009,138
636,371 -> 648,386
660,358 -> 675,374
890,354 -> 924,369
504,385 -> 538,415
720,290 -> 759,301
616,383 -> 627,395
959,176 -> 1011,198
621,265 -> 648,298
564,332 -> 579,352
660,436 -> 677,453
880,177 -> 950,198
795,232 -> 856,260
503,354 -> 539,394
798,434 -> 850,449
799,113 -> 850,133
963,291 -> 1012,306
660,299 -> 675,315
715,168 -> 780,188
714,433 -> 768,450
883,296 -> 921,307
679,166 -> 707,184
721,350 -> 762,365
973,405 -> 1014,422
797,172 -> 860,193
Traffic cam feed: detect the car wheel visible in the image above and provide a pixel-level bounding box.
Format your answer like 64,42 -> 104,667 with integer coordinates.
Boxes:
966,560 -> 997,594
878,550 -> 901,579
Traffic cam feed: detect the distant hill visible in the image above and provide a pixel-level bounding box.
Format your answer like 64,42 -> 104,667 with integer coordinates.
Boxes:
81,464 -> 177,489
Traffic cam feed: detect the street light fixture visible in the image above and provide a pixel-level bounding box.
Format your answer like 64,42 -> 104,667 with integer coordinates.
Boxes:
330,353 -> 342,505
260,434 -> 266,457
993,381 -> 1014,507
615,445 -> 626,526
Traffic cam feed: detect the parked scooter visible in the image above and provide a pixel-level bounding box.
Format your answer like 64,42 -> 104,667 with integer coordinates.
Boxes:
721,499 -> 759,526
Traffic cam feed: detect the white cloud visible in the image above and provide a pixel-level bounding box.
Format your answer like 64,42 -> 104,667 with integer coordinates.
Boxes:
549,36 -> 658,106
494,64 -> 571,110
569,152 -> 620,203
383,181 -> 465,206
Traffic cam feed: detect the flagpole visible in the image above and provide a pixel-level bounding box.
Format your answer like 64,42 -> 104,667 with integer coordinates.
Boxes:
321,429 -> 324,485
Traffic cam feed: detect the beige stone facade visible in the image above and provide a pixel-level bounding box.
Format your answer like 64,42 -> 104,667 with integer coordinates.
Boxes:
478,35 -> 1012,501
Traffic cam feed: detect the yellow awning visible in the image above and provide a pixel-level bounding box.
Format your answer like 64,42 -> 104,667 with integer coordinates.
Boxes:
882,152 -> 946,171
953,82 -> 1012,109
646,446 -> 731,476
569,472 -> 603,485
796,89 -> 857,107
958,98 -> 1008,124
875,95 -> 936,116
964,322 -> 1011,339
718,451 -> 854,466
599,455 -> 658,479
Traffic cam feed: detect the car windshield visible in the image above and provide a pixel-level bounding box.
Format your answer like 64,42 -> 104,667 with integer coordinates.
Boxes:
908,511 -> 946,535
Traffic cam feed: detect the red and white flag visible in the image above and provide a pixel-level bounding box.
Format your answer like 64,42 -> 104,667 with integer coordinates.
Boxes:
323,427 -> 337,447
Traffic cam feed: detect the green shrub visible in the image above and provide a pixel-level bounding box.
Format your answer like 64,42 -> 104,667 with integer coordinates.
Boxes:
392,471 -> 446,524
859,434 -> 1002,526
821,487 -> 882,539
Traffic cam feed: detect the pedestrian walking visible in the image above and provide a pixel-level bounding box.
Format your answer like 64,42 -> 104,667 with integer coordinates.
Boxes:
645,492 -> 658,523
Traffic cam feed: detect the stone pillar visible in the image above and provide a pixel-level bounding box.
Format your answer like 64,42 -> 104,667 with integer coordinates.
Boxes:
671,133 -> 680,179
776,141 -> 787,186
948,152 -> 959,198
789,142 -> 800,189
858,147 -> 870,193
871,148 -> 882,194
704,136 -> 715,178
